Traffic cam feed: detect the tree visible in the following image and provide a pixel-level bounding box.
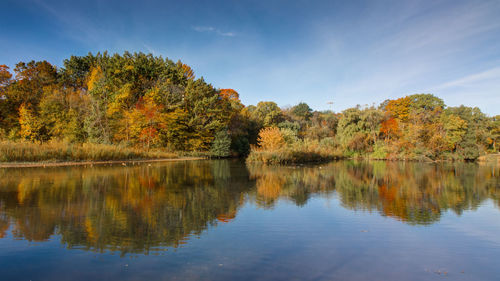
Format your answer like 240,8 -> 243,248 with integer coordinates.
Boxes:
446,106 -> 487,160
304,111 -> 339,140
380,117 -> 399,141
441,113 -> 467,151
0,65 -> 11,87
19,103 -> 41,141
0,65 -> 14,132
176,60 -> 195,80
210,130 -> 232,157
487,115 -> 500,152
184,78 -> 230,150
407,94 -> 445,112
9,61 -> 57,107
337,107 -> 383,152
258,127 -> 285,150
252,101 -> 284,127
219,88 -> 240,102
84,66 -> 112,143
384,97 -> 411,122
291,102 -> 312,121
128,96 -> 167,148
360,107 -> 383,144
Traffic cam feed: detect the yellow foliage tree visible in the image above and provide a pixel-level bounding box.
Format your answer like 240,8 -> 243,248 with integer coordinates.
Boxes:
385,97 -> 411,122
87,66 -> 103,92
19,103 -> 41,141
257,127 -> 285,150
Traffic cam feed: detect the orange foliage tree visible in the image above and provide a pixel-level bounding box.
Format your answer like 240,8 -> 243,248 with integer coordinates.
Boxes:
385,97 -> 411,122
219,88 -> 240,102
257,127 -> 285,150
380,117 -> 400,141
127,96 -> 167,148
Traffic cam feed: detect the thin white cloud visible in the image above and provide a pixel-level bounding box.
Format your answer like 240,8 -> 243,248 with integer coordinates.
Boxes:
217,31 -> 235,37
143,44 -> 160,56
192,26 -> 236,37
193,26 -> 215,32
432,67 -> 500,90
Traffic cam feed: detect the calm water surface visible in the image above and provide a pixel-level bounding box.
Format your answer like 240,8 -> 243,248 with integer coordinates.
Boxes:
0,160 -> 499,281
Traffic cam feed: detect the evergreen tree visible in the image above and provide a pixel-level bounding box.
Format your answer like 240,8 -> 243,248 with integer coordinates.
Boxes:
210,130 -> 231,158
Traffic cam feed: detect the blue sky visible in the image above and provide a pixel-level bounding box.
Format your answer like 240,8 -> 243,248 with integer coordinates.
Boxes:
1,0 -> 499,115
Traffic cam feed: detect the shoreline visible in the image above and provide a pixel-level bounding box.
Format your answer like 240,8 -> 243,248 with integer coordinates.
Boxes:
0,157 -> 207,168
1,153 -> 497,168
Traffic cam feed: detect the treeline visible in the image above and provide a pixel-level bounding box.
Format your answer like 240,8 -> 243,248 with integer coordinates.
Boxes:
0,52 -> 242,157
0,52 -> 499,162
247,95 -> 500,163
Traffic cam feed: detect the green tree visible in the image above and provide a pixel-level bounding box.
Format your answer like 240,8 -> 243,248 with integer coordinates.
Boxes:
337,107 -> 383,152
291,102 -> 313,121
252,101 -> 284,127
210,130 -> 232,157
441,113 -> 467,151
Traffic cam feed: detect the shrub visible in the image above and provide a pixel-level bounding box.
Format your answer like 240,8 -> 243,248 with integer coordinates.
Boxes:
370,141 -> 388,159
279,128 -> 298,145
257,127 -> 285,150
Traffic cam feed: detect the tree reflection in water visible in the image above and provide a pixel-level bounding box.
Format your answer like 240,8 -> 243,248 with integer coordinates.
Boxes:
248,161 -> 500,224
0,160 -> 253,255
0,160 -> 498,255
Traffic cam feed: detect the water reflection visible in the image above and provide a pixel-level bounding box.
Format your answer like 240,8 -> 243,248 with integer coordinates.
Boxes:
248,161 -> 500,224
0,161 -> 253,255
0,160 -> 498,254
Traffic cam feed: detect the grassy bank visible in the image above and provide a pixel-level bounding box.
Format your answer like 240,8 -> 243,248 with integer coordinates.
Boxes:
478,153 -> 500,163
246,149 -> 342,164
0,141 -> 179,163
246,138 -> 343,164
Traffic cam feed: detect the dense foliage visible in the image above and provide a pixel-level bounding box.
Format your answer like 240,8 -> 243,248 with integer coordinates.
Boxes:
0,52 -> 498,161
247,95 -> 499,162
0,52 -> 244,154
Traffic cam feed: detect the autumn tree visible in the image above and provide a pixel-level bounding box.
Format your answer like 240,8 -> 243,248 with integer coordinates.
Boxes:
84,66 -> 112,143
176,60 -> 195,80
128,96 -> 167,148
258,127 -> 285,150
384,97 -> 411,122
19,103 -> 41,141
487,115 -> 500,152
0,65 -> 13,134
251,101 -> 284,127
441,113 -> 467,151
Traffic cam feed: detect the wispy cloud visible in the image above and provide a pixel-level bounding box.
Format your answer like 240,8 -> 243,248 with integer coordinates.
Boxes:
432,67 -> 500,90
192,26 -> 235,37
143,43 -> 160,56
31,0 -> 98,43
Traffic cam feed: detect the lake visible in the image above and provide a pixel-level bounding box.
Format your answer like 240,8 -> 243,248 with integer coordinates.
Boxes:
0,160 -> 499,281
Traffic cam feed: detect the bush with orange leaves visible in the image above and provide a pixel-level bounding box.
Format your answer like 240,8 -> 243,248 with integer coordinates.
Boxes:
257,127 -> 285,150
